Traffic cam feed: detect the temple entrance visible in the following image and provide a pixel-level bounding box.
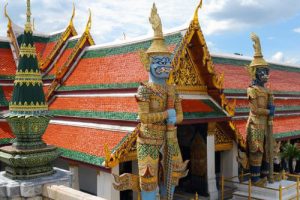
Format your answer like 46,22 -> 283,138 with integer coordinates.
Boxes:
175,124 -> 210,197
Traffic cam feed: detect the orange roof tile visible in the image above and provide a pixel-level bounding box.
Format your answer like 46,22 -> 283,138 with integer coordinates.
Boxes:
215,64 -> 300,92
40,42 -> 57,61
2,86 -> 14,102
49,97 -> 138,113
0,121 -> 14,139
43,124 -> 127,157
48,48 -> 73,75
64,52 -> 148,86
0,49 -> 16,75
234,116 -> 300,140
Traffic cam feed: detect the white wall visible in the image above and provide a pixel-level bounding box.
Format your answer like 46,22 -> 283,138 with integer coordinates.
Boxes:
79,165 -> 97,195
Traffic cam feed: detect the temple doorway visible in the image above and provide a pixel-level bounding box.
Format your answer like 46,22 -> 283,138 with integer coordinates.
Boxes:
175,123 -> 210,197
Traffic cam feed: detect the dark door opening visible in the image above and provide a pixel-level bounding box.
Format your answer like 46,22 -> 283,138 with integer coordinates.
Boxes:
175,123 -> 209,197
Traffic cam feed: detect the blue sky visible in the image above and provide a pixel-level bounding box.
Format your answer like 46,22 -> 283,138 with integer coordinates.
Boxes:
1,0 -> 300,64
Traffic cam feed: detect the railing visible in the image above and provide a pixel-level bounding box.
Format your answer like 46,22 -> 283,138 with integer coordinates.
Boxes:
43,184 -> 107,200
220,171 -> 300,200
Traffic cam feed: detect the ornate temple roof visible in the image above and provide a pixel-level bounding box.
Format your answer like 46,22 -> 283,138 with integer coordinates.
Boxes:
0,2 -> 299,166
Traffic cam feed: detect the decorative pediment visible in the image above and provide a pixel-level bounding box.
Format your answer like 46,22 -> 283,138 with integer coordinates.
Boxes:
215,125 -> 233,151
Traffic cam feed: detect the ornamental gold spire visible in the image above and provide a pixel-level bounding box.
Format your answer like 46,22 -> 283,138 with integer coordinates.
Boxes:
1,0 -> 59,180
146,3 -> 170,55
25,0 -> 32,33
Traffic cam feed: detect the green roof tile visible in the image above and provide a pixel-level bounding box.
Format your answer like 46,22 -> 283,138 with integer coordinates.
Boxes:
0,41 -> 10,49
82,33 -> 182,58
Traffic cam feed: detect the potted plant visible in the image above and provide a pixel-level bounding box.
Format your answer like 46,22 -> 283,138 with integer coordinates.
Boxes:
281,143 -> 300,174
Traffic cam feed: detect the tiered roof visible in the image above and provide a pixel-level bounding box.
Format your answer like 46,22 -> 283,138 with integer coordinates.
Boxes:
0,3 -> 299,167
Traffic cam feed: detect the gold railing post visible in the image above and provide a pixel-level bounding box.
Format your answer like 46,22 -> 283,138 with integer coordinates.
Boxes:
138,192 -> 141,200
297,177 -> 299,200
279,184 -> 282,200
221,175 -> 224,200
248,179 -> 251,200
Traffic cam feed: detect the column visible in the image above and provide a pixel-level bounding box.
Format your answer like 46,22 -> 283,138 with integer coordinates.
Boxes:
207,122 -> 218,200
69,164 -> 79,190
97,165 -> 120,200
221,142 -> 238,178
132,160 -> 139,200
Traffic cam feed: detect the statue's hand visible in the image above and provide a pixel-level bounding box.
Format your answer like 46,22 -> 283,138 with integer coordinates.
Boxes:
167,116 -> 177,125
167,109 -> 176,118
167,109 -> 176,125
268,104 -> 275,116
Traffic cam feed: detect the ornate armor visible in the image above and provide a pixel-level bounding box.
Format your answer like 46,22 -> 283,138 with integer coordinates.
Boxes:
136,82 -> 186,191
247,85 -> 270,180
243,33 -> 275,185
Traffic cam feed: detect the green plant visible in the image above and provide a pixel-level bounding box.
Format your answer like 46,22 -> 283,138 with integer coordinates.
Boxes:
281,143 -> 300,173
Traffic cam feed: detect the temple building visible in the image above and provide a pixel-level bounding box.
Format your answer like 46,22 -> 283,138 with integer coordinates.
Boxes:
0,2 -> 300,200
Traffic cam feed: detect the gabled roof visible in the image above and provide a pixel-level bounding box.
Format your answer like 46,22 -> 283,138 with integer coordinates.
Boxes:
4,3 -> 78,74
1,2 -> 299,167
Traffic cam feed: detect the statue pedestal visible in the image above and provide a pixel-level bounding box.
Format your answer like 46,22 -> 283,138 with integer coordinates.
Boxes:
0,168 -> 72,200
232,180 -> 298,200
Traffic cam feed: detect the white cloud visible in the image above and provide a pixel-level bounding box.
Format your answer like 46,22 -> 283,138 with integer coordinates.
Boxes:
271,51 -> 284,62
1,0 -> 300,43
294,27 -> 300,33
271,51 -> 299,65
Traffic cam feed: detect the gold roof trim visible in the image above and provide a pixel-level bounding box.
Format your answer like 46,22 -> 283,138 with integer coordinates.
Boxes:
40,5 -> 78,70
69,3 -> 75,27
4,3 -> 12,28
104,124 -> 140,168
45,9 -> 95,101
85,9 -> 92,34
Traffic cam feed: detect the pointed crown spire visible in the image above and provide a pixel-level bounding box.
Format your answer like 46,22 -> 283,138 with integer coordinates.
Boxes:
247,33 -> 269,79
146,3 -> 170,55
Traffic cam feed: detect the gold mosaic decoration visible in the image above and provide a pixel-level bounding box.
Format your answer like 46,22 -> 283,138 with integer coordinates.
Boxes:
19,44 -> 36,58
14,69 -> 42,86
9,101 -> 48,112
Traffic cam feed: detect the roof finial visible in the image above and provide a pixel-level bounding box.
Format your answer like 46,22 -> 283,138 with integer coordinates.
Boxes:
25,0 -> 32,32
4,3 -> 12,26
85,9 -> 92,33
193,0 -> 203,25
69,3 -> 75,26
